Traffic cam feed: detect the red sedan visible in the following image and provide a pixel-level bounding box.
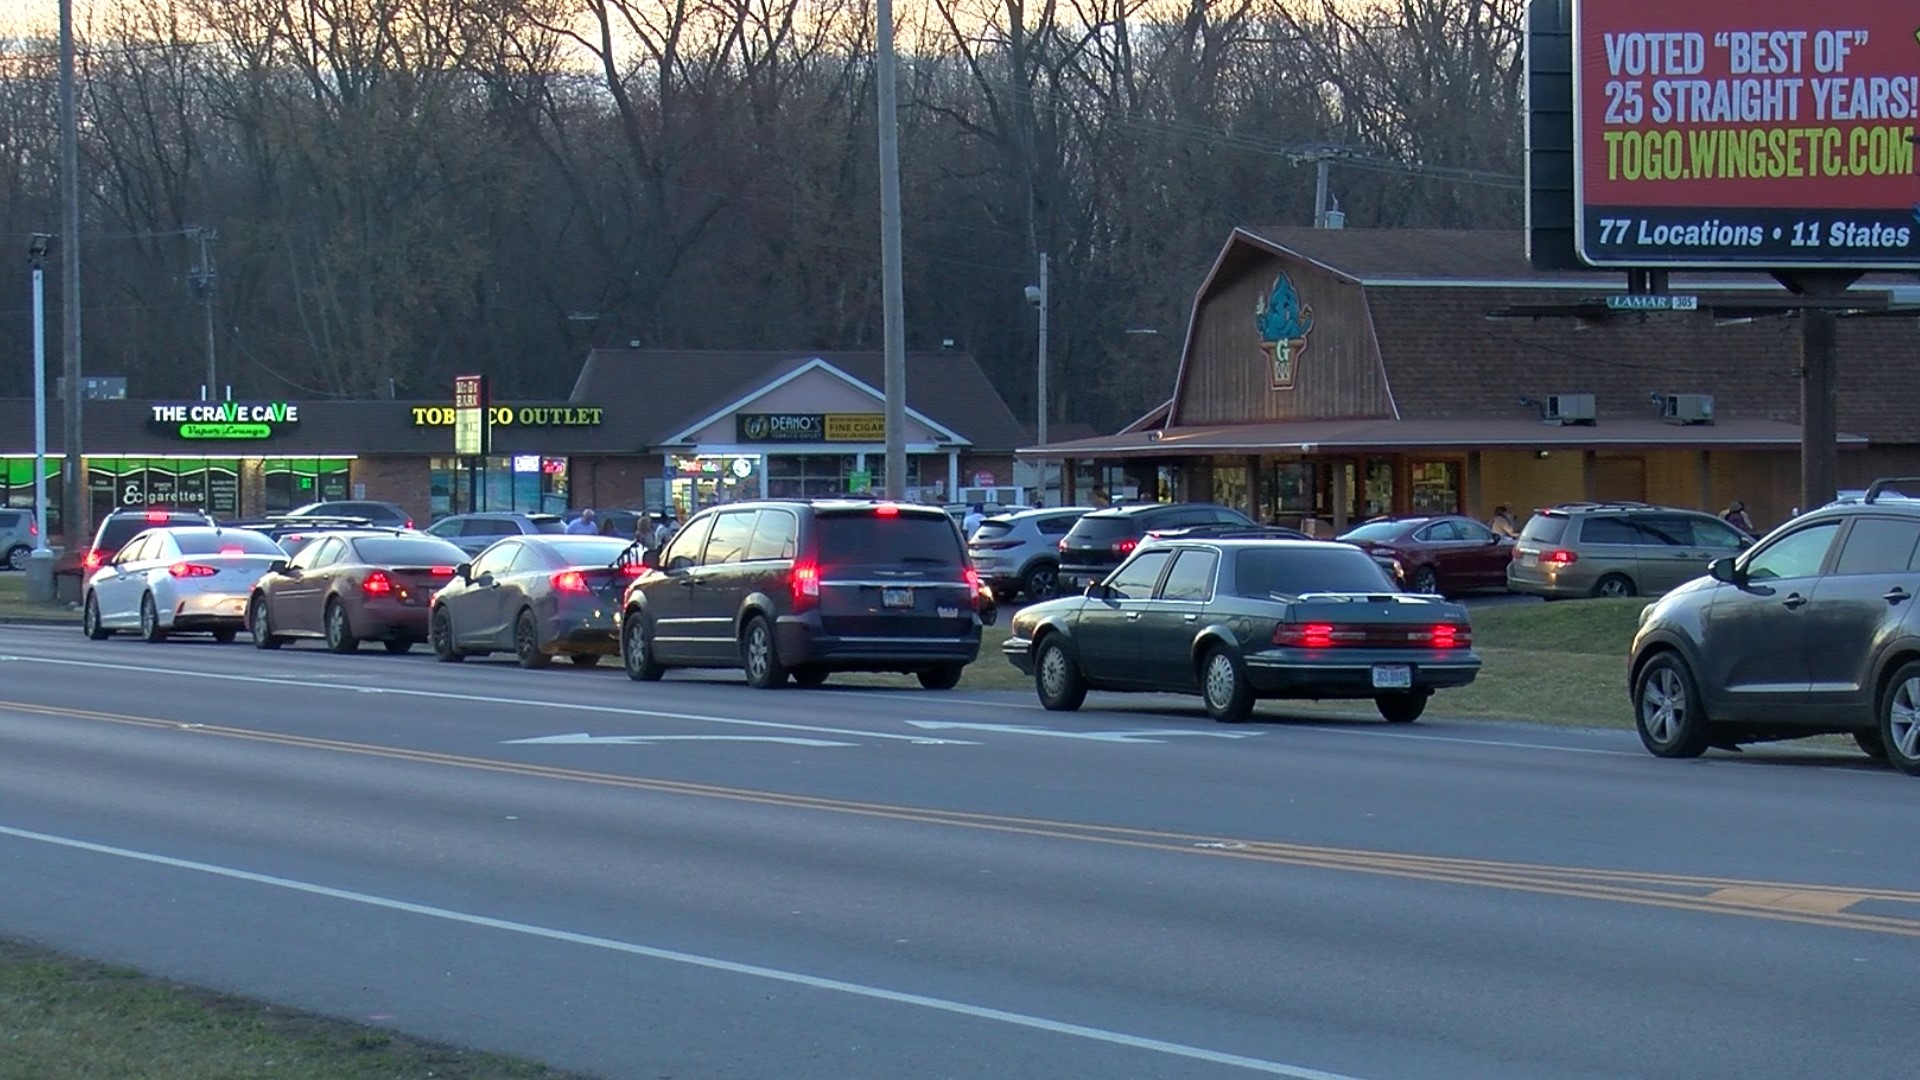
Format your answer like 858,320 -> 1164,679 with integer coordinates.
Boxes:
1338,515 -> 1514,596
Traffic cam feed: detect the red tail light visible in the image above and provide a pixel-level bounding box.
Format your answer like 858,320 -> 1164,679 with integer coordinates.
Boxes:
1111,537 -> 1137,556
620,562 -> 646,576
430,565 -> 455,576
361,570 -> 395,596
168,562 -> 217,578
551,570 -> 590,594
1272,622 -> 1370,648
218,546 -> 246,555
405,519 -> 415,529
790,559 -> 821,612
1428,624 -> 1471,649
145,511 -> 169,523
83,549 -> 103,572
875,504 -> 899,517
963,566 -> 982,607
1058,538 -> 1069,553
27,520 -> 36,537
1541,549 -> 1578,567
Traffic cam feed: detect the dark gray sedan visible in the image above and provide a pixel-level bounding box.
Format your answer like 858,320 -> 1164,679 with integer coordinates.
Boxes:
1004,538 -> 1480,723
428,535 -> 640,668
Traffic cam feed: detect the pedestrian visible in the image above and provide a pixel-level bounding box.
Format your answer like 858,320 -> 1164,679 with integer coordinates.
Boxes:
1721,500 -> 1756,534
962,502 -> 985,536
652,513 -> 678,547
598,516 -> 617,536
564,507 -> 598,534
1490,504 -> 1519,538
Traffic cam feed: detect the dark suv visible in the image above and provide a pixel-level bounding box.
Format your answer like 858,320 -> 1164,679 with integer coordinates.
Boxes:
75,508 -> 216,577
1056,503 -> 1254,593
1629,478 -> 1920,773
616,499 -> 984,689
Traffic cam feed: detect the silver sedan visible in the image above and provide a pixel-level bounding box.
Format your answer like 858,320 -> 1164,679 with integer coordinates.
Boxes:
83,526 -> 287,643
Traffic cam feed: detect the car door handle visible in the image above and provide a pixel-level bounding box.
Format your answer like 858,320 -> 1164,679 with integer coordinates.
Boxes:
1782,593 -> 1808,610
1183,613 -> 1198,622
1125,612 -> 1140,620
1886,588 -> 1912,604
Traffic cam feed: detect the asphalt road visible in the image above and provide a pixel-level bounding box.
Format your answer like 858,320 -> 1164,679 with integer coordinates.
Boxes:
0,622 -> 1915,1080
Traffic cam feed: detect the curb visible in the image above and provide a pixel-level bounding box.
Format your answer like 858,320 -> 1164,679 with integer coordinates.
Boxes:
0,613 -> 76,626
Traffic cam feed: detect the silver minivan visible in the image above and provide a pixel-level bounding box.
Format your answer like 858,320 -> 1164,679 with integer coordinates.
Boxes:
1508,503 -> 1751,599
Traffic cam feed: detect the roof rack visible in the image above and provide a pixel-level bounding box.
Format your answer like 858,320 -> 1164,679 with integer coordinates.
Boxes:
1544,500 -> 1653,510
1146,524 -> 1311,542
1865,477 -> 1920,504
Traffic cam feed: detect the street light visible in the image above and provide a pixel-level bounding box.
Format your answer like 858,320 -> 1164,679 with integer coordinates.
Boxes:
25,234 -> 55,601
1025,253 -> 1049,505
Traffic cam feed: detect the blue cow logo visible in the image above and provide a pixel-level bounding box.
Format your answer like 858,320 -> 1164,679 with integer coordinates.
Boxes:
1255,272 -> 1314,387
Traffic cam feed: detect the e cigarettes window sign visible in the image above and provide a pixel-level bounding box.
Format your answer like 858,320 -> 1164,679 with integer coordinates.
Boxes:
1574,0 -> 1920,268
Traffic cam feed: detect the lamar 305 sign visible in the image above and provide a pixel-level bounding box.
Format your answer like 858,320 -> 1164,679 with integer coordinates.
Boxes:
1575,0 -> 1920,268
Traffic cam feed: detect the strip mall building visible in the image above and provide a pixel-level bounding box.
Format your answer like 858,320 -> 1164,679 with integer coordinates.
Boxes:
1030,228 -> 1920,534
0,350 -> 1028,531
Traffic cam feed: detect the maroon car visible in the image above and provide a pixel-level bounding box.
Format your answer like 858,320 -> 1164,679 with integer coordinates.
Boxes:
1337,515 -> 1513,596
249,531 -> 470,653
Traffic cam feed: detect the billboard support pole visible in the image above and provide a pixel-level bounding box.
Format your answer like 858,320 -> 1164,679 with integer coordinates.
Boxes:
1800,309 -> 1838,516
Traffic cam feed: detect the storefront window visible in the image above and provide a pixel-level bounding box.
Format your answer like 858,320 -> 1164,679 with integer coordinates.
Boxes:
430,457 -> 569,519
1259,459 -> 1314,522
87,457 -> 258,520
1,459 -> 64,533
1409,460 -> 1462,514
1211,461 -> 1249,514
1362,459 -> 1394,519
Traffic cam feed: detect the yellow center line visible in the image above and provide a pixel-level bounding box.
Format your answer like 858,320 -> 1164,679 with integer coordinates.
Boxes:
4,697 -> 1916,937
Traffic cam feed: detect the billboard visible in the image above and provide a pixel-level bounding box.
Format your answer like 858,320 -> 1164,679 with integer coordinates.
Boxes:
1575,0 -> 1920,268
453,374 -> 490,456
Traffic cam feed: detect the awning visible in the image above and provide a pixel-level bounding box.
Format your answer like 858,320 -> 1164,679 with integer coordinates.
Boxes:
1019,417 -> 1867,458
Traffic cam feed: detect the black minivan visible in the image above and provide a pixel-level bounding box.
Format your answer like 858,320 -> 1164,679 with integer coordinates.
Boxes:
616,499 -> 984,689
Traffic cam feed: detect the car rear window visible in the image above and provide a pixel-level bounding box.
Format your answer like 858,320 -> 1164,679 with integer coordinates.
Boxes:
174,531 -> 284,555
1233,547 -> 1395,597
973,520 -> 1014,540
1065,515 -> 1138,542
544,537 -> 633,564
1338,520 -> 1408,543
353,536 -> 468,565
1518,514 -> 1567,544
531,517 -> 567,534
98,518 -> 174,550
815,513 -> 962,567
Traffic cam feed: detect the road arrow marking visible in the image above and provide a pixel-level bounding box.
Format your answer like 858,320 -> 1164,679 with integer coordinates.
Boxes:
905,721 -> 1261,743
505,733 -> 855,748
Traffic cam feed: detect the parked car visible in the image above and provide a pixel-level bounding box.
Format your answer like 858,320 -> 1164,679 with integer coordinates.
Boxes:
270,524 -> 419,560
968,507 -> 1092,599
1,508 -> 37,571
1338,514 -> 1514,596
81,526 -> 286,643
1507,502 -> 1752,599
429,534 -> 639,668
248,531 -> 470,654
1056,502 -> 1255,594
617,499 -> 984,689
424,512 -> 568,555
282,500 -> 414,529
71,508 -> 217,578
1630,479 -> 1920,772
1004,537 -> 1479,723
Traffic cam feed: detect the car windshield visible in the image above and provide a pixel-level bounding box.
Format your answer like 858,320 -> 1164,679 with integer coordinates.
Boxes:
1233,547 -> 1396,597
173,531 -> 283,555
816,513 -> 962,568
353,536 -> 468,565
1519,514 -> 1568,543
1338,521 -> 1409,542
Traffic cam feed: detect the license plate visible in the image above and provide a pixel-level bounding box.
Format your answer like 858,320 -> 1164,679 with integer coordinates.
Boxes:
882,587 -> 913,608
1520,552 -> 1538,566
1371,664 -> 1412,689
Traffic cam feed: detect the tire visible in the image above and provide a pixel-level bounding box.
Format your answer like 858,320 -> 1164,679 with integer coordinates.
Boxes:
740,614 -> 786,688
139,594 -> 168,643
383,639 -> 413,655
82,592 -> 109,640
5,545 -> 28,572
249,595 -> 284,650
917,664 -> 964,690
211,628 -> 238,645
792,666 -> 829,688
1854,727 -> 1889,762
324,599 -> 359,653
1200,646 -> 1254,723
620,612 -> 664,681
570,654 -> 601,668
1633,652 -> 1711,758
1593,573 -> 1637,599
429,606 -> 464,663
1410,566 -> 1440,595
514,609 -> 551,669
1877,661 -> 1920,776
1033,635 -> 1087,712
1375,691 -> 1430,724
1021,562 -> 1058,600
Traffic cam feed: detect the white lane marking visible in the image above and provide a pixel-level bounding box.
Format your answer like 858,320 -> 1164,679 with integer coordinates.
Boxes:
505,733 -> 855,748
0,824 -> 1372,1080
906,721 -> 1262,744
1282,724 -> 1641,758
0,655 -> 977,746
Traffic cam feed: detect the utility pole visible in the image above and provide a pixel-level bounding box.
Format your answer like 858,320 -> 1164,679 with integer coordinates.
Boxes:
26,236 -> 54,601
876,0 -> 907,500
59,0 -> 85,560
188,228 -> 218,398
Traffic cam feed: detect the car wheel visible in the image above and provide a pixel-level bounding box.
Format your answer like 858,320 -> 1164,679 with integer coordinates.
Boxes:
1410,566 -> 1440,595
325,599 -> 360,653
5,545 -> 28,572
1375,691 -> 1430,724
139,594 -> 168,643
249,595 -> 284,649
570,654 -> 600,668
917,664 -> 964,691
1033,635 -> 1087,711
1633,652 -> 1711,758
620,613 -> 664,682
514,609 -> 551,669
82,592 -> 109,640
791,666 -> 829,688
383,639 -> 413,655
1593,573 -> 1637,599
1877,661 -> 1920,776
741,614 -> 786,688
210,628 -> 238,644
1200,646 -> 1254,723
1854,727 -> 1889,762
1022,562 -> 1058,600
430,607 -> 464,662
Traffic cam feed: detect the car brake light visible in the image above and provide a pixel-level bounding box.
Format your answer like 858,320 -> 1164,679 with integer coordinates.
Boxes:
1429,624 -> 1471,649
362,570 -> 395,596
430,565 -> 455,576
83,549 -> 102,571
790,559 -> 821,611
551,570 -> 590,594
1058,538 -> 1069,552
1542,549 -> 1578,567
168,562 -> 217,578
963,566 -> 982,607
1272,622 -> 1367,648
27,520 -> 36,537
145,511 -> 169,523
875,504 -> 899,517
620,562 -> 646,576
1112,537 -> 1137,555
405,519 -> 415,529
219,546 -> 246,555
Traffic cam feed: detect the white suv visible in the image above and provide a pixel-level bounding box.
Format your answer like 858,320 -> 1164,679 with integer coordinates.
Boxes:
967,507 -> 1091,600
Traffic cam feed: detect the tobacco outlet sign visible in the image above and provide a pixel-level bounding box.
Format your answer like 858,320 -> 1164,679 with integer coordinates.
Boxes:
411,405 -> 603,427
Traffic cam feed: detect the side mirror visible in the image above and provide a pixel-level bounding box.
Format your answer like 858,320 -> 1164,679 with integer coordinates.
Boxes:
1084,582 -> 1113,600
668,555 -> 695,571
268,559 -> 290,575
1708,556 -> 1741,584
455,562 -> 472,582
